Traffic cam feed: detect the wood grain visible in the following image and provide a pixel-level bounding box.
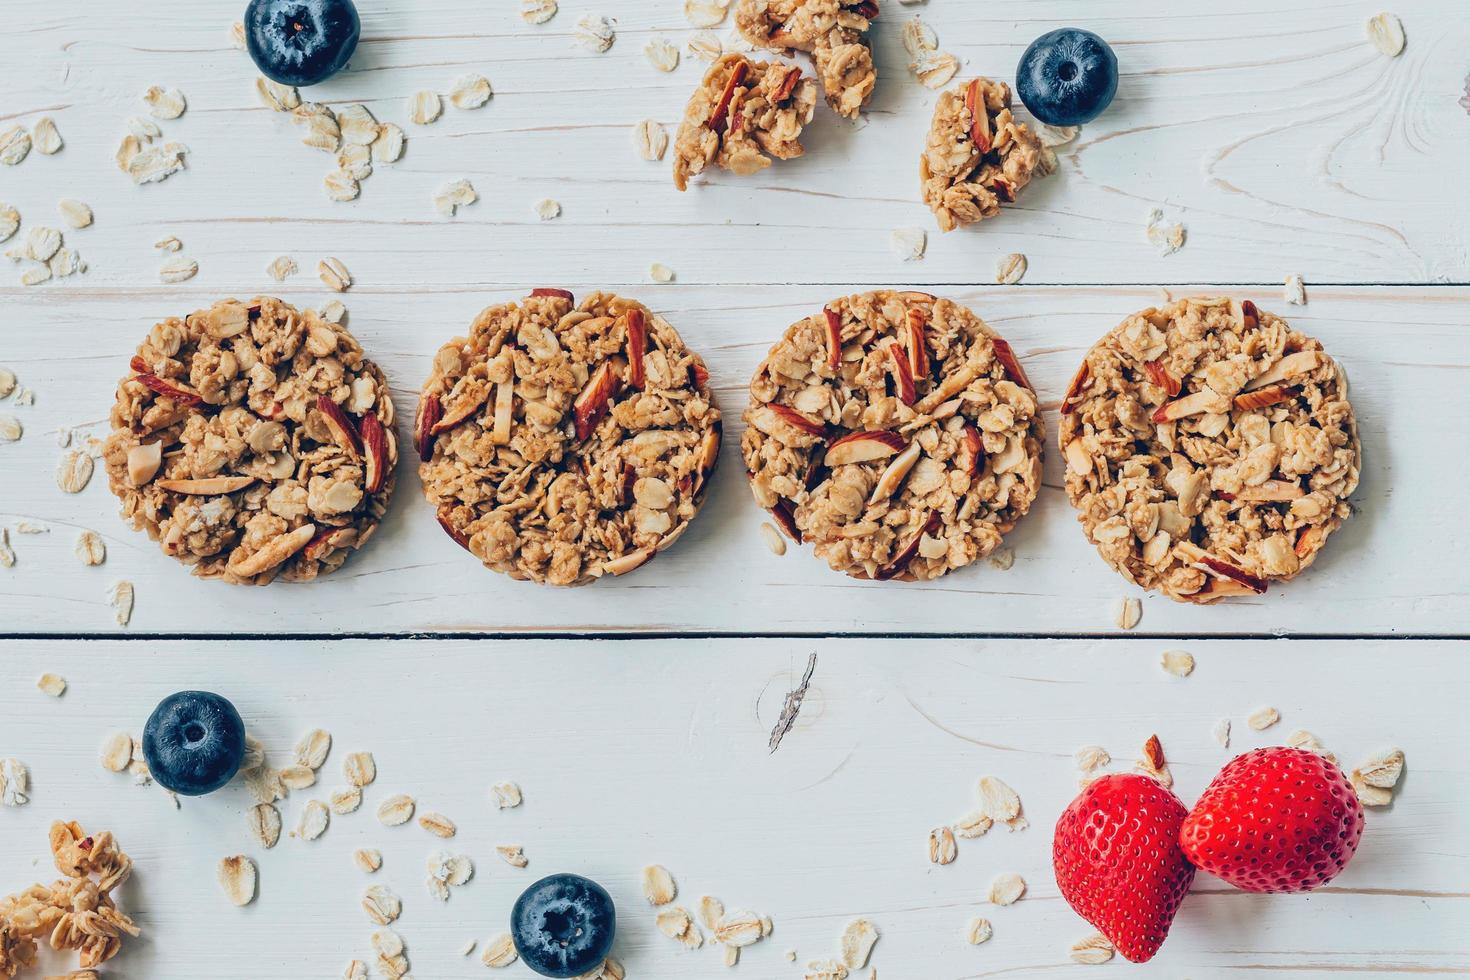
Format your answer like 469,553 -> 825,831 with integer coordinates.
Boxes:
0,638 -> 1460,979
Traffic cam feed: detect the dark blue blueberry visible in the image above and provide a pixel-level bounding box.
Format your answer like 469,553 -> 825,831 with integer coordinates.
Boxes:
1016,28 -> 1118,127
245,0 -> 361,88
141,691 -> 247,797
511,873 -> 617,978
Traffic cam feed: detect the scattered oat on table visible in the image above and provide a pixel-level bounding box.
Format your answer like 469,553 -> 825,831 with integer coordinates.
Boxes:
377,794 -> 415,826
217,856 -> 257,906
0,204 -> 18,242
928,826 -> 957,865
965,916 -> 993,945
154,236 -> 182,252
248,803 -> 282,849
649,262 -> 674,282
344,751 -> 375,787
362,884 -> 402,925
36,673 -> 66,697
759,522 -> 787,556
450,73 -> 493,109
293,729 -> 332,769
492,780 -> 522,808
839,919 -> 879,969
58,199 -> 92,229
1074,745 -> 1110,771
1366,12 -> 1406,56
255,77 -> 298,113
323,169 -> 359,202
889,227 -> 927,262
433,178 -> 478,217
645,37 -> 680,72
1160,650 -> 1195,677
988,872 -> 1025,906
1034,121 -> 1079,146
535,198 -> 562,220
995,252 -> 1027,284
496,844 -> 528,868
0,758 -> 30,806
0,417 -> 20,443
352,848 -> 383,873
106,578 -> 133,625
419,811 -> 456,838
372,123 -> 405,163
329,787 -> 362,814
144,86 -> 187,119
159,255 -> 198,283
687,30 -> 722,62
1070,932 -> 1115,964
913,51 -> 959,90
481,933 -> 518,967
297,800 -> 330,840
267,255 -> 298,281
1284,274 -> 1307,305
318,256 -> 352,291
100,732 -> 133,772
655,906 -> 701,947
642,864 -> 677,905
0,127 -> 32,167
56,450 -> 94,493
32,117 -> 63,155
634,119 -> 669,161
1145,208 -> 1187,255
1353,747 -> 1405,806
410,90 -> 443,125
1114,597 -> 1142,630
1247,705 -> 1280,731
522,0 -> 558,24
574,14 -> 615,53
1285,729 -> 1332,760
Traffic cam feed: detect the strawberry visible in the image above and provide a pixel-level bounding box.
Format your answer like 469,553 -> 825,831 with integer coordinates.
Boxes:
1180,746 -> 1364,893
1053,773 -> 1195,963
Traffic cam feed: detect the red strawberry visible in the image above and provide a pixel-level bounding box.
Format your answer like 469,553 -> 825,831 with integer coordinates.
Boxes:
1053,773 -> 1195,963
1180,746 -> 1364,893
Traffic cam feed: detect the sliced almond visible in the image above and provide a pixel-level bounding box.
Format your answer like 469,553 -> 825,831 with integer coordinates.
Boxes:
226,523 -> 316,578
156,476 -> 257,495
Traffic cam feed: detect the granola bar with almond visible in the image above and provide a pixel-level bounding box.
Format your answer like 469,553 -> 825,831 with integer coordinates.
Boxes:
673,53 -> 818,191
734,0 -> 878,119
921,77 -> 1047,232
743,291 -> 1044,581
417,290 -> 721,585
1060,298 -> 1360,603
102,297 -> 397,584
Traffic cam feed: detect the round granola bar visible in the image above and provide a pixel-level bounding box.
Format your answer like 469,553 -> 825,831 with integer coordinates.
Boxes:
1059,297 -> 1360,603
673,52 -> 818,191
734,0 -> 878,119
921,77 -> 1049,232
417,290 -> 721,585
102,296 -> 398,584
742,291 -> 1045,581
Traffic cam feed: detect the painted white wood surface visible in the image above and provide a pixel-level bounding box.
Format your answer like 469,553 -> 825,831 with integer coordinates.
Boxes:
0,639 -> 1461,979
2,284 -> 1466,635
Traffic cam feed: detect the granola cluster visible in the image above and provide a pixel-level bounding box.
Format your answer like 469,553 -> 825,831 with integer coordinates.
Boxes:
743,291 -> 1045,581
102,297 -> 398,584
0,822 -> 137,978
921,78 -> 1048,232
673,53 -> 818,191
1060,298 -> 1360,603
734,0 -> 878,119
417,290 -> 722,585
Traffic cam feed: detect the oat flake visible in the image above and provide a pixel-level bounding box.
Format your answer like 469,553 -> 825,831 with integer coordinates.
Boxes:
988,872 -> 1026,906
419,811 -> 457,838
0,758 -> 30,806
685,0 -> 730,28
902,17 -> 937,57
1366,13 -> 1406,56
58,199 -> 92,229
687,31 -> 722,61
0,204 -> 19,243
57,450 -> 94,493
434,178 -> 478,217
1160,650 -> 1195,677
522,0 -> 558,24
574,14 -> 616,53
330,787 -> 362,814
267,255 -> 298,281
158,256 -> 199,283
995,252 -> 1027,284
1284,274 -> 1307,306
100,732 -> 133,772
928,826 -> 957,865
492,780 -> 522,808
966,916 -> 993,945
378,794 -> 415,826
1212,717 -> 1232,748
218,856 -> 257,906
535,198 -> 562,220
1247,705 -> 1280,731
324,170 -> 360,202
32,117 -> 63,155
0,417 -> 20,443
362,885 -> 402,925
1354,747 -> 1405,789
450,74 -> 493,110
481,933 -> 518,967
336,104 -> 378,144
496,844 -> 528,868
298,800 -> 330,840
410,90 -> 443,125
914,52 -> 960,90
372,123 -> 405,163
759,521 -> 787,555
839,919 -> 878,969
642,864 -> 677,905
143,86 -> 187,119
249,803 -> 282,848
294,728 -> 332,769
645,38 -> 680,72
634,119 -> 669,161
889,227 -> 926,262
36,673 -> 66,697
0,127 -> 31,167
1070,932 -> 1115,964
649,262 -> 675,283
345,751 -> 377,787
318,257 -> 352,291
354,848 -> 382,872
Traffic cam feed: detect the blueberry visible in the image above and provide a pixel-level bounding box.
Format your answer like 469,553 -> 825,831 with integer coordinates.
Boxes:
245,0 -> 361,87
511,873 -> 617,978
141,691 -> 247,797
1016,28 -> 1118,127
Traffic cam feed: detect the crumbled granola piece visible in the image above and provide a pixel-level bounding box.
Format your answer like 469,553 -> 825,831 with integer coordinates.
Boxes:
418,291 -> 722,584
921,78 -> 1046,231
734,0 -> 877,118
101,297 -> 396,584
1060,299 -> 1359,602
673,53 -> 818,190
743,291 -> 1044,581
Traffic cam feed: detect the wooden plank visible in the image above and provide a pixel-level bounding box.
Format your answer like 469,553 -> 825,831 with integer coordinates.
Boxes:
0,2 -> 1465,292
1,284 -> 1462,636
0,638 -> 1459,977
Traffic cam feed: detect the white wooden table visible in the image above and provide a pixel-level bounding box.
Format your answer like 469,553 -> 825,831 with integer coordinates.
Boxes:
1,2 -> 1467,977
